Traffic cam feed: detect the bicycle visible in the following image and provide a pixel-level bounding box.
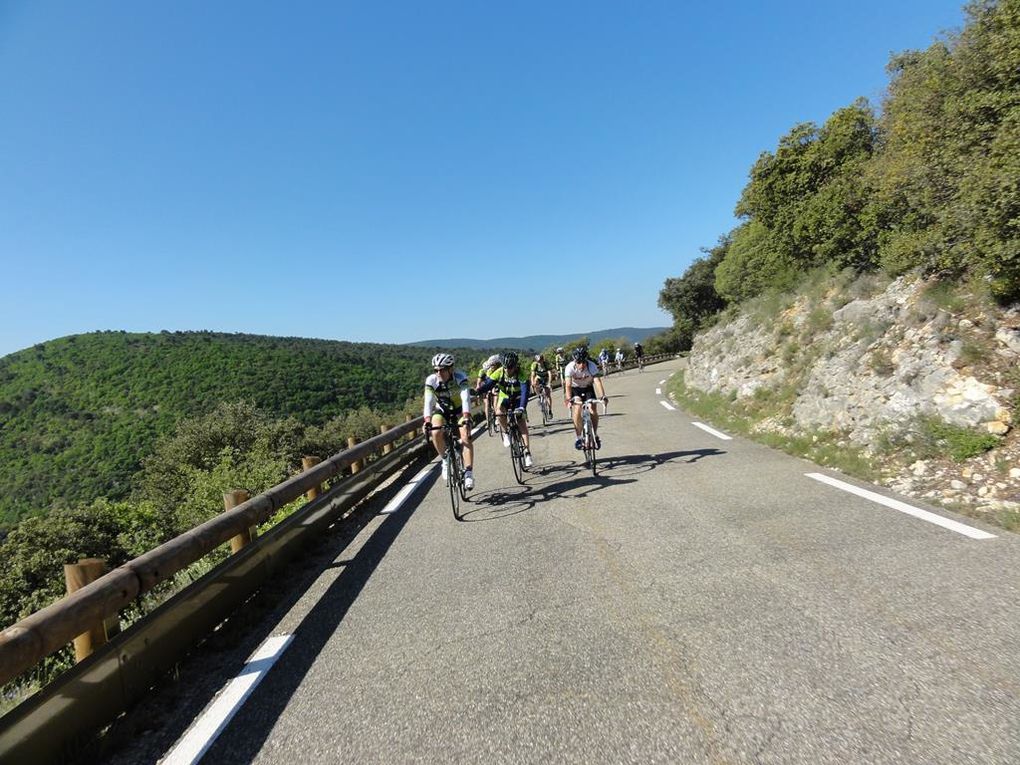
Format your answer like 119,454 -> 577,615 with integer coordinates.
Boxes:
425,418 -> 468,519
535,380 -> 553,425
572,397 -> 607,476
485,391 -> 499,437
504,406 -> 528,484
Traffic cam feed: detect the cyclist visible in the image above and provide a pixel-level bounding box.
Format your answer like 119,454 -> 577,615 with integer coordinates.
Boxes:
553,347 -> 568,413
633,341 -> 644,370
475,351 -> 533,467
530,354 -> 554,421
598,347 -> 610,375
554,347 -> 567,378
475,354 -> 502,432
614,347 -> 625,372
424,353 -> 474,490
563,346 -> 608,451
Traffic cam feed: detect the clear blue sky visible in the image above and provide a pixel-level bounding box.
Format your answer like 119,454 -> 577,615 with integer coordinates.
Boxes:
0,0 -> 966,357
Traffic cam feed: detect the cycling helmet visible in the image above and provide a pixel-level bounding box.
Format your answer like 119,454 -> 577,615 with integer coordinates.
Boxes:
556,347 -> 564,353
633,341 -> 640,347
484,354 -> 501,369
572,346 -> 589,362
431,352 -> 454,369
501,351 -> 519,369
534,354 -> 542,361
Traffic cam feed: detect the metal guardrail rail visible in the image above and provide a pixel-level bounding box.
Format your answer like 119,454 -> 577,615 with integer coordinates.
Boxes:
0,352 -> 676,763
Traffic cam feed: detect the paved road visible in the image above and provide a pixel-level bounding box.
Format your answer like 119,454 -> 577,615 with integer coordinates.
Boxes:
112,359 -> 1020,764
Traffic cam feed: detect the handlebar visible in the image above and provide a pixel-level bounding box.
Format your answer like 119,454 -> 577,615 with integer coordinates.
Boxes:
569,397 -> 608,414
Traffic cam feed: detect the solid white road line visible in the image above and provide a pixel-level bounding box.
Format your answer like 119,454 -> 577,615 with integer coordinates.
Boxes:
691,422 -> 732,440
658,379 -> 666,385
381,463 -> 437,515
655,387 -> 662,395
805,472 -> 996,540
659,401 -> 676,411
161,634 -> 294,765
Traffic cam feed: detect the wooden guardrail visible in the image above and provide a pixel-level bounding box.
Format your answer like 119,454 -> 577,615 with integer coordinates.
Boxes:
0,418 -> 421,688
0,418 -> 432,763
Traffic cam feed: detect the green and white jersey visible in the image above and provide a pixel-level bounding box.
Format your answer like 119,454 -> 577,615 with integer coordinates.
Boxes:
423,370 -> 470,419
486,366 -> 526,398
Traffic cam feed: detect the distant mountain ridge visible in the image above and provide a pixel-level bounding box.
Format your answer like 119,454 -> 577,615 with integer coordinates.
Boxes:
408,327 -> 668,351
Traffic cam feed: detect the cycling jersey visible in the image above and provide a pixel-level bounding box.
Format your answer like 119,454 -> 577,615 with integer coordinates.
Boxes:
477,366 -> 530,409
530,361 -> 552,384
633,344 -> 644,358
424,370 -> 471,420
564,359 -> 601,390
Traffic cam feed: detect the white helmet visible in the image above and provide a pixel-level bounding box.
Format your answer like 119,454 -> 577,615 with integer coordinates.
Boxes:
556,347 -> 564,353
485,354 -> 501,369
431,353 -> 455,369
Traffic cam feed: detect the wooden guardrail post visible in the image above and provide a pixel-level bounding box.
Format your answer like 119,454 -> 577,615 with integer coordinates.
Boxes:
302,456 -> 322,500
64,558 -> 112,662
223,490 -> 253,553
348,436 -> 362,473
381,425 -> 393,455
405,413 -> 415,443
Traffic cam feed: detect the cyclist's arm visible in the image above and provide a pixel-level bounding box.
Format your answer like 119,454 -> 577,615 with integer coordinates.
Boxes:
475,377 -> 496,396
423,385 -> 435,423
457,380 -> 471,417
519,378 -> 530,409
594,375 -> 607,399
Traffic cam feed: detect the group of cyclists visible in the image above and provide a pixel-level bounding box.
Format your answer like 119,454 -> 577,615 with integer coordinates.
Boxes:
422,341 -> 645,492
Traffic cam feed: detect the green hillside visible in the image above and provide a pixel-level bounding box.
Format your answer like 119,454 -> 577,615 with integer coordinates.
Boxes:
0,331 -> 485,525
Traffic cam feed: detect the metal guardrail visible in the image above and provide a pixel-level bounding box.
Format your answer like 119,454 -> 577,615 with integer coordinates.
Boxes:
0,351 -> 677,762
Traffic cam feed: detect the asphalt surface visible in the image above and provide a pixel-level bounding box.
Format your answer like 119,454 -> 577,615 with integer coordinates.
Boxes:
108,358 -> 1020,764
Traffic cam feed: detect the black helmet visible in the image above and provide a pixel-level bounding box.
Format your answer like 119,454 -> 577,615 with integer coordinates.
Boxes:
501,351 -> 519,369
571,346 -> 588,362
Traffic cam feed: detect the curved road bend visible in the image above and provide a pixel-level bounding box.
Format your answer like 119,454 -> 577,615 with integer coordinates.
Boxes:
109,358 -> 1018,765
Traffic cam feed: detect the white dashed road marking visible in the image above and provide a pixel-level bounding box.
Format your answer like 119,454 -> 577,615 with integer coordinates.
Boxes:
659,401 -> 676,411
691,422 -> 732,440
806,472 -> 996,540
162,635 -> 294,765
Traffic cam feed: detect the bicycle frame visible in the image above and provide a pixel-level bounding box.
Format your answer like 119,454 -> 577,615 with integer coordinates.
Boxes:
504,405 -> 528,484
571,397 -> 607,476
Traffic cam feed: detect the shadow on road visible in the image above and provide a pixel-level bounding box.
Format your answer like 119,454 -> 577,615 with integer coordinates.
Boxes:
191,458 -> 439,764
460,449 -> 725,521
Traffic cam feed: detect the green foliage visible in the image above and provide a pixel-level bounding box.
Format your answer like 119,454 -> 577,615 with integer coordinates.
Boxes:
661,1 -> 1020,338
916,415 -> 1001,461
0,331 -> 475,524
873,0 -> 1020,299
658,239 -> 728,348
0,499 -> 165,630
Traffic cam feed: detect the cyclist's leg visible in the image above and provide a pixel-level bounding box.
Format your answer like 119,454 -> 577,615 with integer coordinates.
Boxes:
571,397 -> 583,437
496,393 -> 510,433
515,398 -> 531,450
430,413 -> 447,456
459,419 -> 473,469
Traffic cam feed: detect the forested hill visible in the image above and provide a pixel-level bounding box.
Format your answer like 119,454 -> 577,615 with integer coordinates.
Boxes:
0,331 -> 482,524
409,326 -> 668,350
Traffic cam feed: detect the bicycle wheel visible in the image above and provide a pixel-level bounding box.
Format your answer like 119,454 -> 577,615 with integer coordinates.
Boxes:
446,451 -> 460,518
582,420 -> 597,476
509,427 -> 525,484
455,442 -> 468,501
486,406 -> 496,437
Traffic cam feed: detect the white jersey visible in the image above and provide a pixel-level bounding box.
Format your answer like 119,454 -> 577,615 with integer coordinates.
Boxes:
564,360 -> 600,389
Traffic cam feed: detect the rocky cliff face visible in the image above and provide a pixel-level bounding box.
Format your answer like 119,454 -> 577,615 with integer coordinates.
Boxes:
683,274 -> 1020,515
